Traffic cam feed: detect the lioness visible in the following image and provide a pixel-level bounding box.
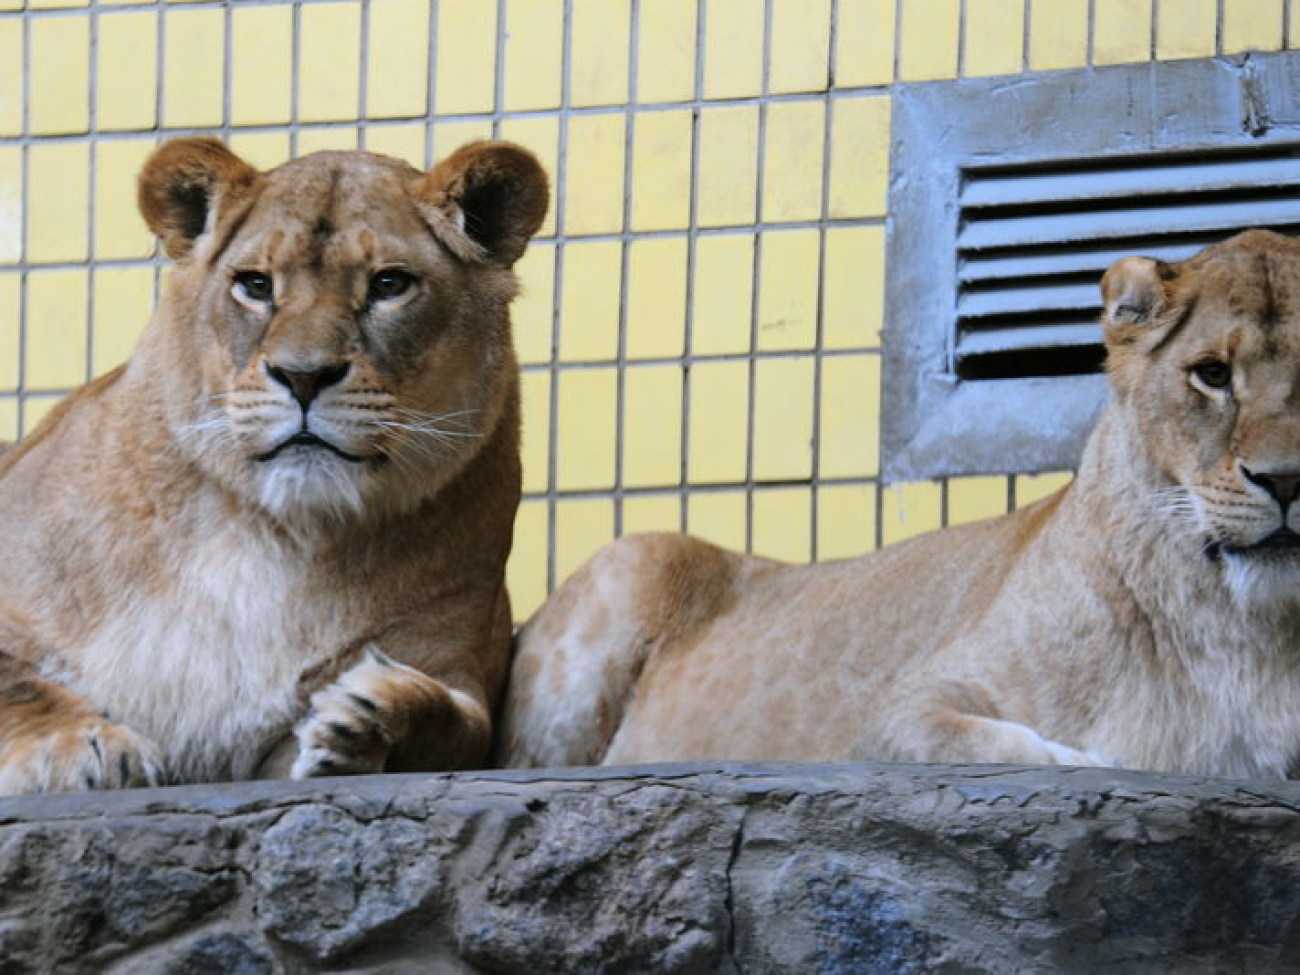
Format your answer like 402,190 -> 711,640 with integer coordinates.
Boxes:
501,229 -> 1300,779
0,137 -> 547,794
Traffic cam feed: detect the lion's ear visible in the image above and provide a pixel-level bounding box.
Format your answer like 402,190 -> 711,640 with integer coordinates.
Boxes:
1100,256 -> 1173,344
138,138 -> 261,261
419,141 -> 549,268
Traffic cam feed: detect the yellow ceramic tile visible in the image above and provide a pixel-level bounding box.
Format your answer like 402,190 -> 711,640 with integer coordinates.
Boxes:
769,0 -> 830,94
559,240 -> 621,362
299,3 -> 362,123
1222,0 -> 1284,53
963,0 -> 1025,76
1156,0 -> 1216,59
435,0 -> 497,114
1092,0 -> 1153,65
514,243 -> 556,366
692,234 -> 754,355
828,95 -> 890,219
431,121 -> 494,161
817,484 -> 877,559
623,365 -> 684,488
26,270 -> 88,390
762,100 -> 825,222
555,498 -> 616,584
630,110 -> 692,232
0,149 -> 19,263
296,129 -> 361,155
947,475 -> 1010,526
231,5 -> 293,126
91,268 -> 153,375
226,132 -> 292,172
1028,0 -> 1089,70
94,141 -> 156,262
687,490 -> 747,551
898,0 -> 960,81
823,226 -> 884,350
1292,0 -> 1300,48
27,0 -> 87,6
0,397 -> 15,442
503,0 -> 563,111
163,8 -> 223,127
1015,471 -> 1073,507
637,0 -> 697,103
835,0 -> 896,87
687,360 -> 749,483
97,12 -> 158,131
507,500 -> 550,620
571,0 -> 631,107
820,355 -> 880,479
753,357 -> 813,481
0,0 -> 19,9
697,105 -> 759,228
0,273 -> 18,391
704,0 -> 764,98
0,22 -> 22,136
520,370 -> 551,494
364,124 -> 427,167
757,230 -> 819,352
623,494 -> 683,535
28,143 -> 89,264
881,481 -> 942,546
563,114 -> 626,236
626,237 -> 687,360
752,488 -> 812,562
556,368 -> 618,490
367,0 -> 431,119
30,16 -> 90,135
497,115 -> 560,238
21,394 -> 64,437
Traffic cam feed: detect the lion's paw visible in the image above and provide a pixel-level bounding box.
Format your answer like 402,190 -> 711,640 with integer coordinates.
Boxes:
0,717 -> 163,795
290,650 -> 410,779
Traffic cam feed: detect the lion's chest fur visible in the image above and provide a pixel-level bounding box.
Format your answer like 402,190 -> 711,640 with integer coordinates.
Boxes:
61,525 -> 339,782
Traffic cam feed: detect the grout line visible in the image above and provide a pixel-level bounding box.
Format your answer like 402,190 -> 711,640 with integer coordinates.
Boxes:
424,0 -> 439,168
15,8 -> 28,436
84,0 -> 99,387
289,0 -> 301,157
679,0 -> 707,535
357,0 -> 371,149
743,0 -> 776,555
544,0 -> 575,595
612,0 -> 640,541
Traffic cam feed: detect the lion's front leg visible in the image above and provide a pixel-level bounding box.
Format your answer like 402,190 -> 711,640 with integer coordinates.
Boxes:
0,651 -> 163,795
290,647 -> 491,779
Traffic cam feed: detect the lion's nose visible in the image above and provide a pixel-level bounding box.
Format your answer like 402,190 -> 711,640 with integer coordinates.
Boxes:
1241,465 -> 1300,507
266,361 -> 350,409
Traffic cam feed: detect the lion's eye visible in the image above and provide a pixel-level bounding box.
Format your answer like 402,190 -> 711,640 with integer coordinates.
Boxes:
1191,359 -> 1232,390
233,271 -> 273,303
368,269 -> 415,303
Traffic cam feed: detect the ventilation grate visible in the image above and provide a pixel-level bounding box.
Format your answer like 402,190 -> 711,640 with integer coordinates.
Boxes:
954,147 -> 1300,381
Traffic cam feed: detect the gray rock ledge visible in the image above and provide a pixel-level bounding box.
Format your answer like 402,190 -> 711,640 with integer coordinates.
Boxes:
1,763 -> 1298,974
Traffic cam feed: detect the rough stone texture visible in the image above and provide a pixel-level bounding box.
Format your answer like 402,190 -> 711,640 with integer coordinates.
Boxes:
1,764 -> 1298,973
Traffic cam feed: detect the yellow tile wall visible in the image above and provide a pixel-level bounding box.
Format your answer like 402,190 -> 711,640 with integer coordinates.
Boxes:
0,0 -> 1289,619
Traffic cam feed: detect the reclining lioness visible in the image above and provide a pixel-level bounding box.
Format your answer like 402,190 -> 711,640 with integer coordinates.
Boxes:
501,229 -> 1300,778
0,137 -> 547,793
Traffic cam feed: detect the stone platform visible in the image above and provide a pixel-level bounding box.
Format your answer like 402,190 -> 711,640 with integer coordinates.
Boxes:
2,764 -> 1298,973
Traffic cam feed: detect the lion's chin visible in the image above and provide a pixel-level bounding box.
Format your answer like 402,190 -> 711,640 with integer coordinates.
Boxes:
256,453 -> 371,523
1218,542 -> 1300,614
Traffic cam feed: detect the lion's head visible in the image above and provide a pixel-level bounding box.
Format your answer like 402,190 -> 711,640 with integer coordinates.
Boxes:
135,138 -> 547,524
1103,228 -> 1300,605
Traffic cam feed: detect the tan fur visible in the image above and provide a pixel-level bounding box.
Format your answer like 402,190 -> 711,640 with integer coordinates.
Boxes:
501,229 -> 1300,779
0,138 -> 547,794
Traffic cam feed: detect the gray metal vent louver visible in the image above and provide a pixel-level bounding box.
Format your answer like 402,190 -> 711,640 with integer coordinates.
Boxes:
955,148 -> 1300,382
